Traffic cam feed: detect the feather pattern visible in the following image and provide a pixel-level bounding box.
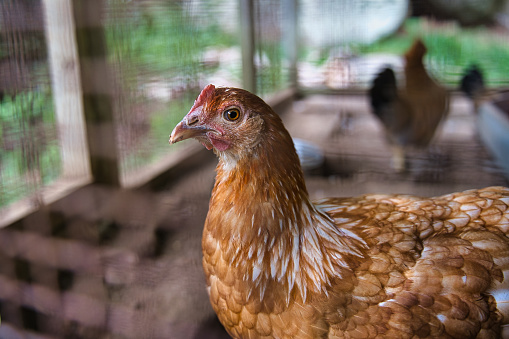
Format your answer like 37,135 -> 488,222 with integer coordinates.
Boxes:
170,84 -> 509,338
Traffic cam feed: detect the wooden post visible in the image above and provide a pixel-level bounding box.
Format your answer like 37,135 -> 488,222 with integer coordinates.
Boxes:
71,0 -> 120,186
283,0 -> 298,90
42,0 -> 91,180
240,0 -> 256,93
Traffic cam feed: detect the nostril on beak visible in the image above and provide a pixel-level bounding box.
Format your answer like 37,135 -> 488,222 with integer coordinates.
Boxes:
186,115 -> 199,126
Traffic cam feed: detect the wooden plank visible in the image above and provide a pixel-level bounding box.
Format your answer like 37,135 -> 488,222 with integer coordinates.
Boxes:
42,0 -> 91,180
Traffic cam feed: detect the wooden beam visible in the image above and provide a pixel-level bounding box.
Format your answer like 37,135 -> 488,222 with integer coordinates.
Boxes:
72,0 -> 120,186
42,0 -> 91,180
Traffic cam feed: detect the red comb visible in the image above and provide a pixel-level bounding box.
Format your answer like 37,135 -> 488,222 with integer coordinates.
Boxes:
190,84 -> 215,112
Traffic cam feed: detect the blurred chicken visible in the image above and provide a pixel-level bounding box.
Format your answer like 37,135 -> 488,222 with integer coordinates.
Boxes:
369,39 -> 450,171
460,65 -> 509,182
170,84 -> 509,338
460,64 -> 498,110
460,65 -> 485,100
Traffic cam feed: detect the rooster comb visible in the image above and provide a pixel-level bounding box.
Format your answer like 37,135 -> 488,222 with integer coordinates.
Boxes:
190,84 -> 216,113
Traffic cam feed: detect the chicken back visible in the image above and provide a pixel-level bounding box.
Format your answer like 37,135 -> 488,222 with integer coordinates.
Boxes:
170,84 -> 509,338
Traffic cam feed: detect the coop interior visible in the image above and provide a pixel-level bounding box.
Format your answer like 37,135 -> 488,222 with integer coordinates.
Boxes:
1,0 -> 509,338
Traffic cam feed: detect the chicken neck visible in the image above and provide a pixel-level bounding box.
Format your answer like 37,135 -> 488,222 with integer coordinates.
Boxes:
203,127 -> 366,305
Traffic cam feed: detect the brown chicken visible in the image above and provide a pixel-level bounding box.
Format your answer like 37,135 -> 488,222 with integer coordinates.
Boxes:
170,84 -> 509,338
369,39 -> 450,171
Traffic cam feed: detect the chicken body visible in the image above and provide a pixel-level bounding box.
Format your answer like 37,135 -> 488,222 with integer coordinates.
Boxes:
369,39 -> 450,171
170,84 -> 509,338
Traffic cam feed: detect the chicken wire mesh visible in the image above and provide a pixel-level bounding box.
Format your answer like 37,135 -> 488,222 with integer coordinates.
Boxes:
106,0 -> 294,181
3,0 -> 509,211
105,0 -> 241,183
0,1 -> 290,337
0,0 -> 58,209
252,0 -> 292,97
0,0 -> 294,210
1,0 -> 509,338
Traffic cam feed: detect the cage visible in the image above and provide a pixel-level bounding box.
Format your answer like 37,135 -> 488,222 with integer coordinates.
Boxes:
0,0 -> 508,338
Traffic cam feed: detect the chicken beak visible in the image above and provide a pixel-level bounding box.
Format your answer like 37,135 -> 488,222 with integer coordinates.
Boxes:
169,114 -> 210,145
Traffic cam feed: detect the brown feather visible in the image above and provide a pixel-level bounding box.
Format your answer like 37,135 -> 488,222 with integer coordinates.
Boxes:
170,85 -> 509,338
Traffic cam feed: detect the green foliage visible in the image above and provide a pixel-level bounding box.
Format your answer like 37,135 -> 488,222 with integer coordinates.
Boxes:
106,1 -> 237,76
105,0 -> 240,173
256,41 -> 288,96
0,90 -> 60,207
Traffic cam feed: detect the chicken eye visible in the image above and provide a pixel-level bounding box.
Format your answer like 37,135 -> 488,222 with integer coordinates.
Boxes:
224,108 -> 241,121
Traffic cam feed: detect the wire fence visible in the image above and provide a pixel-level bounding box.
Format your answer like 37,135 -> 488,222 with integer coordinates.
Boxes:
1,1 -> 509,337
